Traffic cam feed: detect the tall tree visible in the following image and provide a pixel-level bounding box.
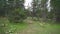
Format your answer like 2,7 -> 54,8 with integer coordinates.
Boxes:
40,0 -> 48,22
0,0 -> 26,23
51,0 -> 60,23
8,0 -> 27,23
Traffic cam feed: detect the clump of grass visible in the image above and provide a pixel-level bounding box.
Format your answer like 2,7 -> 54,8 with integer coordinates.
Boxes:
0,18 -> 27,34
0,18 -> 9,34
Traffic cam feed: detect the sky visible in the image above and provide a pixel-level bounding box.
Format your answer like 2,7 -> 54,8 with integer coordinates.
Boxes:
24,0 -> 51,12
47,0 -> 51,12
24,0 -> 32,9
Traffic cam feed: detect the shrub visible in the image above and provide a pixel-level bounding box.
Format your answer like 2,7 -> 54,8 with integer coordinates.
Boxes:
8,8 -> 27,23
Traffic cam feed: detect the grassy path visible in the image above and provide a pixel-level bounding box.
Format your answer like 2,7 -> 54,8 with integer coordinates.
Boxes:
20,23 -> 60,34
19,18 -> 60,34
0,18 -> 60,34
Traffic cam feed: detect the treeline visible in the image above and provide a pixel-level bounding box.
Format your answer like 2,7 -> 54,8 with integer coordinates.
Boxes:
0,0 -> 60,23
0,0 -> 27,23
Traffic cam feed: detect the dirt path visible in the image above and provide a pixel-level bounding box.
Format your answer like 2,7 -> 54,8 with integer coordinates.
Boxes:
20,23 -> 45,34
20,24 -> 34,34
19,23 -> 60,34
14,17 -> 60,34
20,18 -> 41,34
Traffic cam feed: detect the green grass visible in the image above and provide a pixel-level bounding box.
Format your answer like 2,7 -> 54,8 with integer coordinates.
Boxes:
23,17 -> 60,34
27,23 -> 60,34
0,17 -> 60,34
0,18 -> 27,34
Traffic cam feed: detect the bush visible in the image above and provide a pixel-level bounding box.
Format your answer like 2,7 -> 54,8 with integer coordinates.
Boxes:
8,8 -> 27,23
0,18 -> 9,34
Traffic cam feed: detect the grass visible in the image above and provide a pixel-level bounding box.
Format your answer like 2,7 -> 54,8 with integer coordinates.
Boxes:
0,17 -> 60,34
0,18 -> 27,34
25,23 -> 60,34
21,17 -> 60,34
6,23 -> 27,34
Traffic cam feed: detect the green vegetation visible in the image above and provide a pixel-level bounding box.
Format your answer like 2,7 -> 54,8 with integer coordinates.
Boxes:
21,17 -> 60,34
0,18 -> 27,34
0,17 -> 60,34
19,17 -> 60,34
0,0 -> 60,34
26,23 -> 60,34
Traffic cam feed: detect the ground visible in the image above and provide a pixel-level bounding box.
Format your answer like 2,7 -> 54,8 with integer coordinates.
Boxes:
20,23 -> 60,34
0,17 -> 60,34
16,17 -> 60,34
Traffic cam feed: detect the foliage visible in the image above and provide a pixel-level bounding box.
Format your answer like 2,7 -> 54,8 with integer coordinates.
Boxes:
0,18 -> 9,34
0,18 -> 27,34
6,0 -> 27,23
51,0 -> 60,23
8,8 -> 27,23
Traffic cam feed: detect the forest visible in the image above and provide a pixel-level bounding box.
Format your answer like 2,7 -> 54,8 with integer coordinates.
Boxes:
0,0 -> 60,34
